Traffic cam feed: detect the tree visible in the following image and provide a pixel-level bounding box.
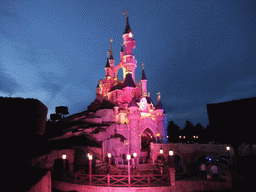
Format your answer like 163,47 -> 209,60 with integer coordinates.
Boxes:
167,121 -> 180,143
194,123 -> 205,143
182,120 -> 194,142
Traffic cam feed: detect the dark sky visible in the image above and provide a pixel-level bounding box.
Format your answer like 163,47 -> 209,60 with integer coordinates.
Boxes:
1,0 -> 256,128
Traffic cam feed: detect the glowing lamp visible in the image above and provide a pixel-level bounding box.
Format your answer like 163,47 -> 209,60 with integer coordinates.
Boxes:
133,153 -> 137,158
193,135 -> 195,138
108,153 -> 111,158
183,136 -> 185,139
179,136 -> 181,138
157,133 -> 160,137
167,136 -> 169,138
88,155 -> 93,160
129,32 -> 133,38
196,136 -> 198,139
160,149 -> 163,154
226,146 -> 230,151
87,153 -> 90,157
169,150 -> 173,156
127,154 -> 131,160
62,154 -> 66,160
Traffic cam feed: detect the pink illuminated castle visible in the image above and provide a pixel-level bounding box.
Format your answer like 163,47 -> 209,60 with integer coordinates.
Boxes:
69,12 -> 167,163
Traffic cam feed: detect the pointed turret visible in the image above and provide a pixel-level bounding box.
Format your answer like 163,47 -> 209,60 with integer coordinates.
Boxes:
105,51 -> 111,79
105,57 -> 110,68
123,73 -> 135,88
141,63 -> 147,95
141,68 -> 147,80
109,38 -> 115,70
122,10 -> 137,82
110,38 -> 114,60
155,92 -> 164,111
128,97 -> 139,108
124,14 -> 132,34
155,100 -> 164,110
120,43 -> 124,62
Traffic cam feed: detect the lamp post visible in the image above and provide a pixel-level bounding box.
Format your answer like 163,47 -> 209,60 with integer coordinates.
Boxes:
108,153 -> 111,172
169,150 -> 174,168
156,133 -> 160,143
62,154 -> 66,180
88,154 -> 92,185
133,152 -> 137,170
160,148 -> 163,163
127,154 -> 131,187
226,146 -> 230,157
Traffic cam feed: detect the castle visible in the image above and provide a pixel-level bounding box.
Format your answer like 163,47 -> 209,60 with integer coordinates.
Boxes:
67,12 -> 167,163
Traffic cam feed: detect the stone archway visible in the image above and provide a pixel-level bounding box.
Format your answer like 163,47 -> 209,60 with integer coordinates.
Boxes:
113,65 -> 123,80
141,128 -> 156,151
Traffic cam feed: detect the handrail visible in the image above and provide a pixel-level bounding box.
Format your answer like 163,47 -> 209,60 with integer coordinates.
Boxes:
70,172 -> 170,187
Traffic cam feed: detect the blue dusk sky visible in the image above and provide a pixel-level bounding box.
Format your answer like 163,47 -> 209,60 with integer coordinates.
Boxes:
1,0 -> 255,128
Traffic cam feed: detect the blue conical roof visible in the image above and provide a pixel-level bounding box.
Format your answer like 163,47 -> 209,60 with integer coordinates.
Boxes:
141,68 -> 147,80
128,97 -> 139,107
155,100 -> 164,109
123,73 -> 135,88
105,57 -> 110,68
124,16 -> 132,34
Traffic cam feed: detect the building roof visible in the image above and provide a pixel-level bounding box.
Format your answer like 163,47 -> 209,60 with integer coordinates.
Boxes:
141,68 -> 147,80
128,97 -> 139,107
124,16 -> 132,34
146,96 -> 153,104
105,57 -> 110,68
155,100 -> 164,109
123,73 -> 135,88
110,39 -> 114,60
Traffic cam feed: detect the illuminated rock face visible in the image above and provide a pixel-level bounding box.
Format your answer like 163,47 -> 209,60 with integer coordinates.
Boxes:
86,15 -> 167,161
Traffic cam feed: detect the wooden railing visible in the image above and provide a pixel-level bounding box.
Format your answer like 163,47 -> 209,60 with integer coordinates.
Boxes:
73,172 -> 170,187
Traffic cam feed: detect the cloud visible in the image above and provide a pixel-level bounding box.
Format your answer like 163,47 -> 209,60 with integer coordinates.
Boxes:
37,72 -> 62,100
0,66 -> 21,96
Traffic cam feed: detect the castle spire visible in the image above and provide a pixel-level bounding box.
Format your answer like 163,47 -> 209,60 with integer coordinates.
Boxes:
141,62 -> 147,96
110,38 -> 114,60
105,51 -> 110,68
141,62 -> 147,80
122,9 -> 132,34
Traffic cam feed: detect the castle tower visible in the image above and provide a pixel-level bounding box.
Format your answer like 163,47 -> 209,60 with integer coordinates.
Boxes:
120,43 -> 124,62
128,97 -> 140,155
154,92 -> 168,143
109,38 -> 115,72
96,84 -> 101,100
141,63 -> 147,96
105,52 -> 111,79
122,12 -> 137,82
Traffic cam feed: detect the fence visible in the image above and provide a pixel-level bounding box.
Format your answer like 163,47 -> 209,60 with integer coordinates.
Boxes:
73,172 -> 170,187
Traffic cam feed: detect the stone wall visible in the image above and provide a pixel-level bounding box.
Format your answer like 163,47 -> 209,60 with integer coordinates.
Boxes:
53,181 -> 171,192
53,179 -> 232,192
176,180 -> 230,192
27,170 -> 51,192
